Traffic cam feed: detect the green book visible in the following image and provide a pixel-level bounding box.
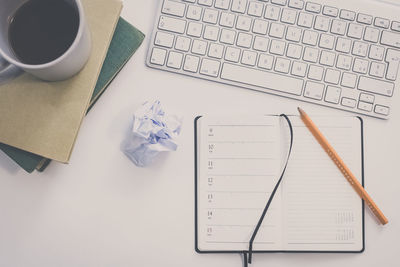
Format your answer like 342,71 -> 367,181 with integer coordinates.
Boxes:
0,18 -> 145,173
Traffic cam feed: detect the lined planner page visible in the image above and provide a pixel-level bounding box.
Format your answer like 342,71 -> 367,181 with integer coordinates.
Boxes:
197,116 -> 283,252
282,116 -> 363,252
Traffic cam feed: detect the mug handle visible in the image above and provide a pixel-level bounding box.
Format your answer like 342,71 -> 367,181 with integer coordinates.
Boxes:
0,55 -> 23,85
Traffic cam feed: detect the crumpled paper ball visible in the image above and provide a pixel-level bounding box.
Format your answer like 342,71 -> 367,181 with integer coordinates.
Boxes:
122,100 -> 182,167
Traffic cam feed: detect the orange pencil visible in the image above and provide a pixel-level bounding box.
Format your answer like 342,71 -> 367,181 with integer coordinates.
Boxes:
298,107 -> 388,225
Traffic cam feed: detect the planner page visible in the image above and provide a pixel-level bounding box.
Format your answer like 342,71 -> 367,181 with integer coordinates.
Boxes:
282,116 -> 363,252
196,116 -> 284,252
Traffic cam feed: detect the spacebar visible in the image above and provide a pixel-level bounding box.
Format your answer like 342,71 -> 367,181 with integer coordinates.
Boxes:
220,63 -> 304,96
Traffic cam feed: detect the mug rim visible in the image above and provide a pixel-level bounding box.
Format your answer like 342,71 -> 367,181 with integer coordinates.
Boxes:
0,0 -> 86,70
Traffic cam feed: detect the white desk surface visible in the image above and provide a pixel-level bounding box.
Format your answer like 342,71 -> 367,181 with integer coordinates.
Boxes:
1,1 -> 399,266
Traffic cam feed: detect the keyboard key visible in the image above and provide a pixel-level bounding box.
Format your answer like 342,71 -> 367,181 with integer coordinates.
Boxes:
303,47 -> 319,62
162,0 -> 186,17
357,13 -> 373,25
391,21 -> 400,32
248,1 -> 264,17
302,30 -> 319,45
325,69 -> 340,84
353,58 -> 369,74
200,58 -> 221,77
308,65 -> 324,80
271,0 -> 287,6
199,0 -> 213,6
287,43 -> 302,59
359,93 -> 375,103
314,16 -> 330,32
304,81 -> 324,100
322,6 -> 338,17
340,10 -> 355,21
374,17 -> 390,29
253,36 -> 269,52
336,37 -> 351,53
369,62 -> 385,78
258,54 -> 274,70
331,20 -> 346,35
215,0 -> 230,10
281,8 -> 297,24
221,63 -> 304,95
253,19 -> 269,34
192,39 -> 208,55
231,0 -> 248,13
183,55 -> 200,72
187,22 -> 203,37
208,43 -> 224,58
265,5 -> 281,21
167,51 -> 183,69
154,31 -> 174,48
269,23 -> 286,38
297,12 -> 314,28
352,41 -> 368,57
285,26 -> 302,42
305,2 -> 321,13
336,54 -> 352,70
368,45 -> 385,61
175,36 -> 191,51
187,5 -> 203,20
225,46 -> 241,62
364,27 -> 380,43
204,25 -> 220,40
325,86 -> 341,104
341,97 -> 357,108
288,0 -> 304,10
385,49 -> 400,81
275,57 -> 291,73
374,105 -> 390,115
158,16 -> 186,33
319,34 -> 335,49
220,29 -> 236,44
341,72 -> 357,88
320,50 -> 335,66
291,61 -> 308,77
241,50 -> 257,66
358,101 -> 373,112
220,12 -> 235,27
347,23 -> 363,39
203,8 -> 219,24
237,32 -> 253,48
150,47 -> 167,65
270,40 -> 286,55
381,30 -> 400,48
358,76 -> 394,96
236,15 -> 252,31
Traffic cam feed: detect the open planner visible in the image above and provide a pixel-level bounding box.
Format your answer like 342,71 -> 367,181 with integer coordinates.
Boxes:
195,115 -> 365,254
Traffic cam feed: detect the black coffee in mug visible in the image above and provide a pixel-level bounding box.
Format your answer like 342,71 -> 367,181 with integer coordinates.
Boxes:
8,0 -> 80,65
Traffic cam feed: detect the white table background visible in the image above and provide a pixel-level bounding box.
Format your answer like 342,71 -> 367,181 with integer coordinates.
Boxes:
1,0 -> 399,266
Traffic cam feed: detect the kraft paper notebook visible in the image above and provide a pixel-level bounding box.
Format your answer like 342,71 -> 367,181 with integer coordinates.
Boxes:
195,115 -> 365,255
0,0 -> 122,163
0,18 -> 145,173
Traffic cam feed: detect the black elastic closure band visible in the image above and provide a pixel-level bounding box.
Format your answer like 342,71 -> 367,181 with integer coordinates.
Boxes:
245,114 -> 294,266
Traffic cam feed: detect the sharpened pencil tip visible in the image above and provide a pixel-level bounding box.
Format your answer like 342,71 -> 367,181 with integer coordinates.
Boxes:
297,107 -> 304,114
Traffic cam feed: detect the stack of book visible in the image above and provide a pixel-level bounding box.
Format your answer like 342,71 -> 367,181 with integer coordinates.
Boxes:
0,0 -> 145,173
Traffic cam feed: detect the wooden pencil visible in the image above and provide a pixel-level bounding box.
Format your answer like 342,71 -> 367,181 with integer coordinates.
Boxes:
298,107 -> 388,225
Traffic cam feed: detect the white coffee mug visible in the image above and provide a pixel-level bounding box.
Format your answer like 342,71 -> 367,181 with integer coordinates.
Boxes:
0,0 -> 91,84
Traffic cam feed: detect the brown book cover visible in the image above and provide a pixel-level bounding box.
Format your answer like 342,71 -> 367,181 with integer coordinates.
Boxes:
0,0 -> 123,163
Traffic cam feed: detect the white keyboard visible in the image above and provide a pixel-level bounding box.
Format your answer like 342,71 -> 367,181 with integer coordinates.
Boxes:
146,0 -> 400,119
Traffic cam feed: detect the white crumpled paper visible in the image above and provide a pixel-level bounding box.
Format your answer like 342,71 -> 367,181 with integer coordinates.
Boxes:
122,101 -> 182,167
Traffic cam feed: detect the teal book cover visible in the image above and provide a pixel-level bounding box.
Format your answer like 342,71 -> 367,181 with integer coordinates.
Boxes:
0,18 -> 145,173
